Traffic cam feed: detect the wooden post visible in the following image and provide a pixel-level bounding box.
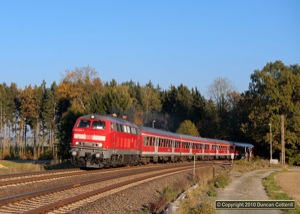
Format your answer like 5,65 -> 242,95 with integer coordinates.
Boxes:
269,123 -> 272,161
281,115 -> 285,165
193,153 -> 195,180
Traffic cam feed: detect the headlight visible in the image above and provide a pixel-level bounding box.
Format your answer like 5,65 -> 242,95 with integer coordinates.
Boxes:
95,153 -> 101,159
75,142 -> 79,145
95,143 -> 103,147
71,151 -> 77,156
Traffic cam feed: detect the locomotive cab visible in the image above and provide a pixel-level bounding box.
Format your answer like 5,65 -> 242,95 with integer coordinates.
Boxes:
70,115 -> 112,168
70,114 -> 141,168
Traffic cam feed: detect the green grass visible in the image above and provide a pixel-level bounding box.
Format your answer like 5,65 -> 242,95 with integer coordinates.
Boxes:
206,170 -> 231,197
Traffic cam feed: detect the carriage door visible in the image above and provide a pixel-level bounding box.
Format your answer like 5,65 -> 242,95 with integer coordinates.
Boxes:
155,137 -> 159,154
172,140 -> 175,154
112,123 -> 116,153
189,142 -> 192,154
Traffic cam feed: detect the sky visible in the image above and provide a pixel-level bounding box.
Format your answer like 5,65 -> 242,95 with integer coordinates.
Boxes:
1,0 -> 299,97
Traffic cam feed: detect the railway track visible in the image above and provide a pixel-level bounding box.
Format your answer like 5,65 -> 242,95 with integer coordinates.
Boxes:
0,164 -> 160,190
0,169 -> 84,187
0,161 -> 226,213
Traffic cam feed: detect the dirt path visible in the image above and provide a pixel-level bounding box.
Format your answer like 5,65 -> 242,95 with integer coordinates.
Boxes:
216,169 -> 282,214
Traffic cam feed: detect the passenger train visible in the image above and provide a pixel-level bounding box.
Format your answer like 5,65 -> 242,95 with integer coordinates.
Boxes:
70,114 -> 253,168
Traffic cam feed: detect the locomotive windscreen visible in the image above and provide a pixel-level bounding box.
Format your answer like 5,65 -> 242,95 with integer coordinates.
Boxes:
77,120 -> 91,128
92,121 -> 106,129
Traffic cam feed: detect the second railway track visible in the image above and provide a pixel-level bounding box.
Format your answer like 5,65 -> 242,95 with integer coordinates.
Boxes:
0,161 -> 227,213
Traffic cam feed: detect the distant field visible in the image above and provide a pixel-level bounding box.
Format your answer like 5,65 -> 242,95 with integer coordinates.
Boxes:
275,170 -> 300,206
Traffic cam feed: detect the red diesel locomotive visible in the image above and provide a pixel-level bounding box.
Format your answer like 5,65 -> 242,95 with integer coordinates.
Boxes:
70,114 -> 253,168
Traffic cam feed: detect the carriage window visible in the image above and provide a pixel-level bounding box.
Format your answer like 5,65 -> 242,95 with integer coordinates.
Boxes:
131,127 -> 136,134
144,136 -> 149,146
92,121 -> 106,129
151,137 -> 155,146
77,120 -> 91,128
117,124 -> 123,132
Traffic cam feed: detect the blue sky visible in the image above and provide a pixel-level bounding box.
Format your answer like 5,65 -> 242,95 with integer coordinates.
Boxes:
1,0 -> 299,97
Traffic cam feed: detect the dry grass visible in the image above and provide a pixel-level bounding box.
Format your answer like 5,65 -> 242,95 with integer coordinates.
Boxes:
232,157 -> 282,173
177,167 -> 230,214
0,160 -> 44,174
263,171 -> 300,213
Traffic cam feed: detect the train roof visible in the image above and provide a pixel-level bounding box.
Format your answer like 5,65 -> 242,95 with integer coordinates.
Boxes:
78,114 -> 139,127
139,126 -> 231,145
231,142 -> 254,148
139,126 -> 180,138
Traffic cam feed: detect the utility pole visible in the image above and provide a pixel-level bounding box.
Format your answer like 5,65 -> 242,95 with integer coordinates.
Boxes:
152,120 -> 155,128
269,123 -> 272,160
281,115 -> 285,165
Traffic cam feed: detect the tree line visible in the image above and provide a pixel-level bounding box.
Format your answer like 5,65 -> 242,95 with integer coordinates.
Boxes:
0,61 -> 299,165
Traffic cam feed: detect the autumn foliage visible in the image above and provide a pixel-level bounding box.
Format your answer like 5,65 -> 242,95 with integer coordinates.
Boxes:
0,61 -> 299,165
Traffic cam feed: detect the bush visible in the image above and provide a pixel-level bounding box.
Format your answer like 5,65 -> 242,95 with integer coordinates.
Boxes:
149,199 -> 167,213
190,201 -> 215,214
288,154 -> 300,166
161,186 -> 177,202
38,149 -> 54,160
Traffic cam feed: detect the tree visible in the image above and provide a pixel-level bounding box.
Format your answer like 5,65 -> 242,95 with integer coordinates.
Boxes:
86,78 -> 105,114
139,81 -> 162,126
41,82 -> 58,157
102,80 -> 132,115
207,77 -> 237,139
191,87 -> 206,127
207,77 -> 235,112
176,120 -> 200,136
0,83 -> 18,158
246,61 -> 300,164
19,85 -> 39,158
57,66 -> 101,114
198,99 -> 218,138
162,84 -> 194,131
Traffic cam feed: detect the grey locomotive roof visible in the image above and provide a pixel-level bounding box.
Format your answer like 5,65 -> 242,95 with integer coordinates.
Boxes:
79,114 -> 139,128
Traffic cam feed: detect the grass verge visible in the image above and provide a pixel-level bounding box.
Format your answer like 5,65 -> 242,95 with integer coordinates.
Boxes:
0,160 -> 44,174
263,171 -> 300,213
232,157 -> 282,173
178,167 -> 230,214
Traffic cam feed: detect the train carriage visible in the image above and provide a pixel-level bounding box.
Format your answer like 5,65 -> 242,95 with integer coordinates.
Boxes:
211,139 -> 231,159
177,135 -> 231,160
139,126 -> 181,163
139,126 -> 232,163
231,142 -> 254,159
